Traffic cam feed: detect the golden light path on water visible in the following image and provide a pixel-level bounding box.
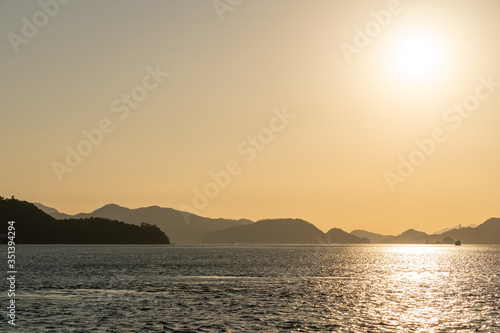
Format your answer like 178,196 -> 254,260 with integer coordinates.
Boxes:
324,245 -> 495,332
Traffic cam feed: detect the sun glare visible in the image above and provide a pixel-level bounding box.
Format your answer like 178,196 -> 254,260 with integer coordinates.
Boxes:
381,26 -> 451,89
391,32 -> 444,81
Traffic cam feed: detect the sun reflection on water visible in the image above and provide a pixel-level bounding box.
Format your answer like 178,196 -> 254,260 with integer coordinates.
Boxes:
348,245 -> 493,332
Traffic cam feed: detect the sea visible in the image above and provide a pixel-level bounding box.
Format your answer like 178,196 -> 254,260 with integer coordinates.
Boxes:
3,244 -> 500,332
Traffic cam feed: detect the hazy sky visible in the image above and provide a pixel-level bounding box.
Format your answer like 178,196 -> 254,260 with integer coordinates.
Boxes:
2,0 -> 500,234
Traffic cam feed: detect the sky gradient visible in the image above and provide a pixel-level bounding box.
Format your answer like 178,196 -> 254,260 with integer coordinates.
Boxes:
2,0 -> 500,235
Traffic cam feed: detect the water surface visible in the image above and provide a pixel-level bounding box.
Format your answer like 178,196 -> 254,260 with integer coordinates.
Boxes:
7,244 -> 500,332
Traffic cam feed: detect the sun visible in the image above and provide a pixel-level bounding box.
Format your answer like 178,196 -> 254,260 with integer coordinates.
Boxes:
381,26 -> 451,88
361,21 -> 460,111
391,32 -> 445,82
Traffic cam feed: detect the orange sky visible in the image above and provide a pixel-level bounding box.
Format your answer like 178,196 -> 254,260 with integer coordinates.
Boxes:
2,0 -> 500,235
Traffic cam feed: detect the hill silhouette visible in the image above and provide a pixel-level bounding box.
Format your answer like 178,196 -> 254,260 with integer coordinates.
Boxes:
1,197 -> 169,244
380,229 -> 430,244
350,230 -> 394,243
30,201 -> 500,244
325,228 -> 370,244
201,219 -> 370,244
35,203 -> 252,244
201,219 -> 324,244
441,218 -> 500,244
376,219 -> 500,244
433,224 -> 478,235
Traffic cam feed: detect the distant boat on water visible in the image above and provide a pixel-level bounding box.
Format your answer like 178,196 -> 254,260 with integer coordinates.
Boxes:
455,240 -> 462,246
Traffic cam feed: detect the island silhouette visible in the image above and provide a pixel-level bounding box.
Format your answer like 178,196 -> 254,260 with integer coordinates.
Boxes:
0,197 -> 169,244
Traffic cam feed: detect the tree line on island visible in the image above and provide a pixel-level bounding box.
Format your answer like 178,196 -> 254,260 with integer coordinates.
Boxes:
0,197 -> 169,244
2,196 -> 499,244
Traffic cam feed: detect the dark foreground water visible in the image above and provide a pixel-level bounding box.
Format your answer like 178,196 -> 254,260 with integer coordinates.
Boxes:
2,245 -> 500,332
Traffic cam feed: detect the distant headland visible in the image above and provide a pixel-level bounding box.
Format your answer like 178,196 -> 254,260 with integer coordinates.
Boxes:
0,197 -> 169,244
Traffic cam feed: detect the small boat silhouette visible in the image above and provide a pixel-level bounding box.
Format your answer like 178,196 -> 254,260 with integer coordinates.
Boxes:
455,240 -> 461,246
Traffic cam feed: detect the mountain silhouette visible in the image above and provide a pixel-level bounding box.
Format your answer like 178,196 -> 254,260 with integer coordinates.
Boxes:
201,219 -> 324,244
30,201 -> 500,244
378,219 -> 500,244
433,224 -> 478,235
35,203 -> 253,244
441,218 -> 500,244
33,202 -> 61,216
380,229 -> 432,244
350,230 -> 394,243
201,219 -> 370,244
325,228 -> 370,244
2,197 -> 169,244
